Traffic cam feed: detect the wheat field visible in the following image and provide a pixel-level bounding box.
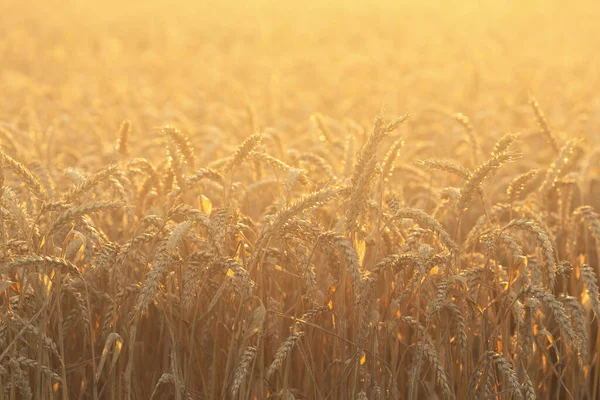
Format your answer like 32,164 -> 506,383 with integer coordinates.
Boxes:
2,0 -> 600,399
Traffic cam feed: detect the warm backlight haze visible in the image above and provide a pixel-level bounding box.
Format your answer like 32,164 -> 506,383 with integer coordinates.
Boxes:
2,1 -> 600,399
